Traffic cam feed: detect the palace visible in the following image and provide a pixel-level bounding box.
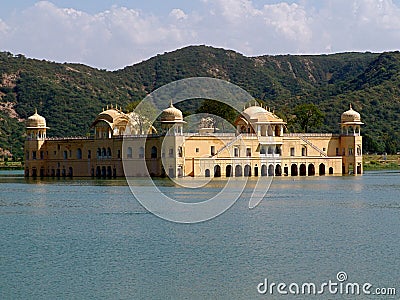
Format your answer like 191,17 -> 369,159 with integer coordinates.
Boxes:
24,103 -> 363,178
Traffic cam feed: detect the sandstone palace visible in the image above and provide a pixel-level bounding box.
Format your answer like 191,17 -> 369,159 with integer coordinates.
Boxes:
24,102 -> 363,178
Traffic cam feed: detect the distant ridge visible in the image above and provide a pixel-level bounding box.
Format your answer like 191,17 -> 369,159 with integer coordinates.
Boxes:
1,45 -> 400,158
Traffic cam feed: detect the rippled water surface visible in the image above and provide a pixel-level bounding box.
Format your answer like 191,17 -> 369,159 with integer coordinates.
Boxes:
0,171 -> 399,299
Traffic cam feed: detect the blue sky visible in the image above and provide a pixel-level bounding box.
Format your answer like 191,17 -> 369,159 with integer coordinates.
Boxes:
1,0 -> 400,69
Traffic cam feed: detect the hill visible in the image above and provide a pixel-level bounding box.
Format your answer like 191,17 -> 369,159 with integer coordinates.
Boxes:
1,46 -> 400,159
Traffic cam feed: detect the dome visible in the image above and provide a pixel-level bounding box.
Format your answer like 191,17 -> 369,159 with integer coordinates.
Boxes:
91,106 -> 127,128
242,105 -> 268,118
96,108 -> 123,123
26,109 -> 47,128
341,104 -> 362,123
242,105 -> 284,123
161,101 -> 183,123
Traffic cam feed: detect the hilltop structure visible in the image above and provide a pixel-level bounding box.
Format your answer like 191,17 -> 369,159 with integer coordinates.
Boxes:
24,103 -> 363,178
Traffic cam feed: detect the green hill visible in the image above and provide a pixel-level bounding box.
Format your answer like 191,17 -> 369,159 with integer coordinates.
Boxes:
1,46 -> 399,159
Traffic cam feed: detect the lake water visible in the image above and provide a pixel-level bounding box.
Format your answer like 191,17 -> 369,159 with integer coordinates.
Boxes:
0,171 -> 399,299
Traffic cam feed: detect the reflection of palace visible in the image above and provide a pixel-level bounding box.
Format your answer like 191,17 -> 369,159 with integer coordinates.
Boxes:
24,102 -> 363,178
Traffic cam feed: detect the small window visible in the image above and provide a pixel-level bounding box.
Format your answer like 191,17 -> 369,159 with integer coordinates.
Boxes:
349,148 -> 353,155
26,151 -> 29,160
195,148 -> 199,153
40,151 -> 44,160
63,151 -> 67,160
117,150 -> 121,159
88,150 -> 91,159
76,148 -> 82,159
336,148 -> 339,156
139,147 -> 144,158
211,146 -> 215,156
234,147 -> 240,157
127,147 -> 133,158
178,147 -> 183,158
290,147 -> 295,156
302,147 -> 306,156
32,151 -> 37,160
151,146 -> 157,158
323,147 -> 326,151
169,148 -> 174,158
246,148 -> 251,157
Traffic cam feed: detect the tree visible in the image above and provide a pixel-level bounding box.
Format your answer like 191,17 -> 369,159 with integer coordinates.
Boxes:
293,103 -> 324,133
196,99 -> 238,132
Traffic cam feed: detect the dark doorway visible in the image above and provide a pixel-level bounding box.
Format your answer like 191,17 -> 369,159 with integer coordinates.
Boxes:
300,164 -> 306,176
319,164 -> 326,176
291,164 -> 298,176
308,164 -> 315,176
226,165 -> 233,177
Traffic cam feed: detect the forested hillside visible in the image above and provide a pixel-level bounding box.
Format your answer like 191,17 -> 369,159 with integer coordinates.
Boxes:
1,46 -> 399,159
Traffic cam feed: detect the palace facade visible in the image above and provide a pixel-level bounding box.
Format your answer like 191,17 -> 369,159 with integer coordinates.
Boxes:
24,103 -> 363,178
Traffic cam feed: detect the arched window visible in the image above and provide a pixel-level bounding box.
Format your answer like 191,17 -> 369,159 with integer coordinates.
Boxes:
205,169 -> 210,177
102,148 -> 106,157
319,164 -> 326,175
261,165 -> 268,176
244,165 -> 251,177
275,165 -> 282,176
127,147 -> 133,158
107,147 -> 112,158
291,164 -> 298,176
226,165 -> 233,177
235,165 -> 242,177
329,167 -> 334,175
268,164 -> 274,176
214,165 -> 221,177
151,146 -> 157,158
300,164 -> 307,176
97,148 -> 101,158
308,164 -> 315,176
139,147 -> 145,158
76,148 -> 82,160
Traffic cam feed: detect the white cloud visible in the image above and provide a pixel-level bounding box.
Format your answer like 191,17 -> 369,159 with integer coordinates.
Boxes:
0,0 -> 399,69
169,8 -> 188,20
0,18 -> 8,34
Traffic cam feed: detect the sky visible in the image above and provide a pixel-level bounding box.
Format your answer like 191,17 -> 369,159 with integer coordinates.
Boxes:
1,0 -> 400,70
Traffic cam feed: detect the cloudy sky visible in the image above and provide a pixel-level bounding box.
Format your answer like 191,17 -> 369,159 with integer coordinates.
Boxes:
1,0 -> 400,70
